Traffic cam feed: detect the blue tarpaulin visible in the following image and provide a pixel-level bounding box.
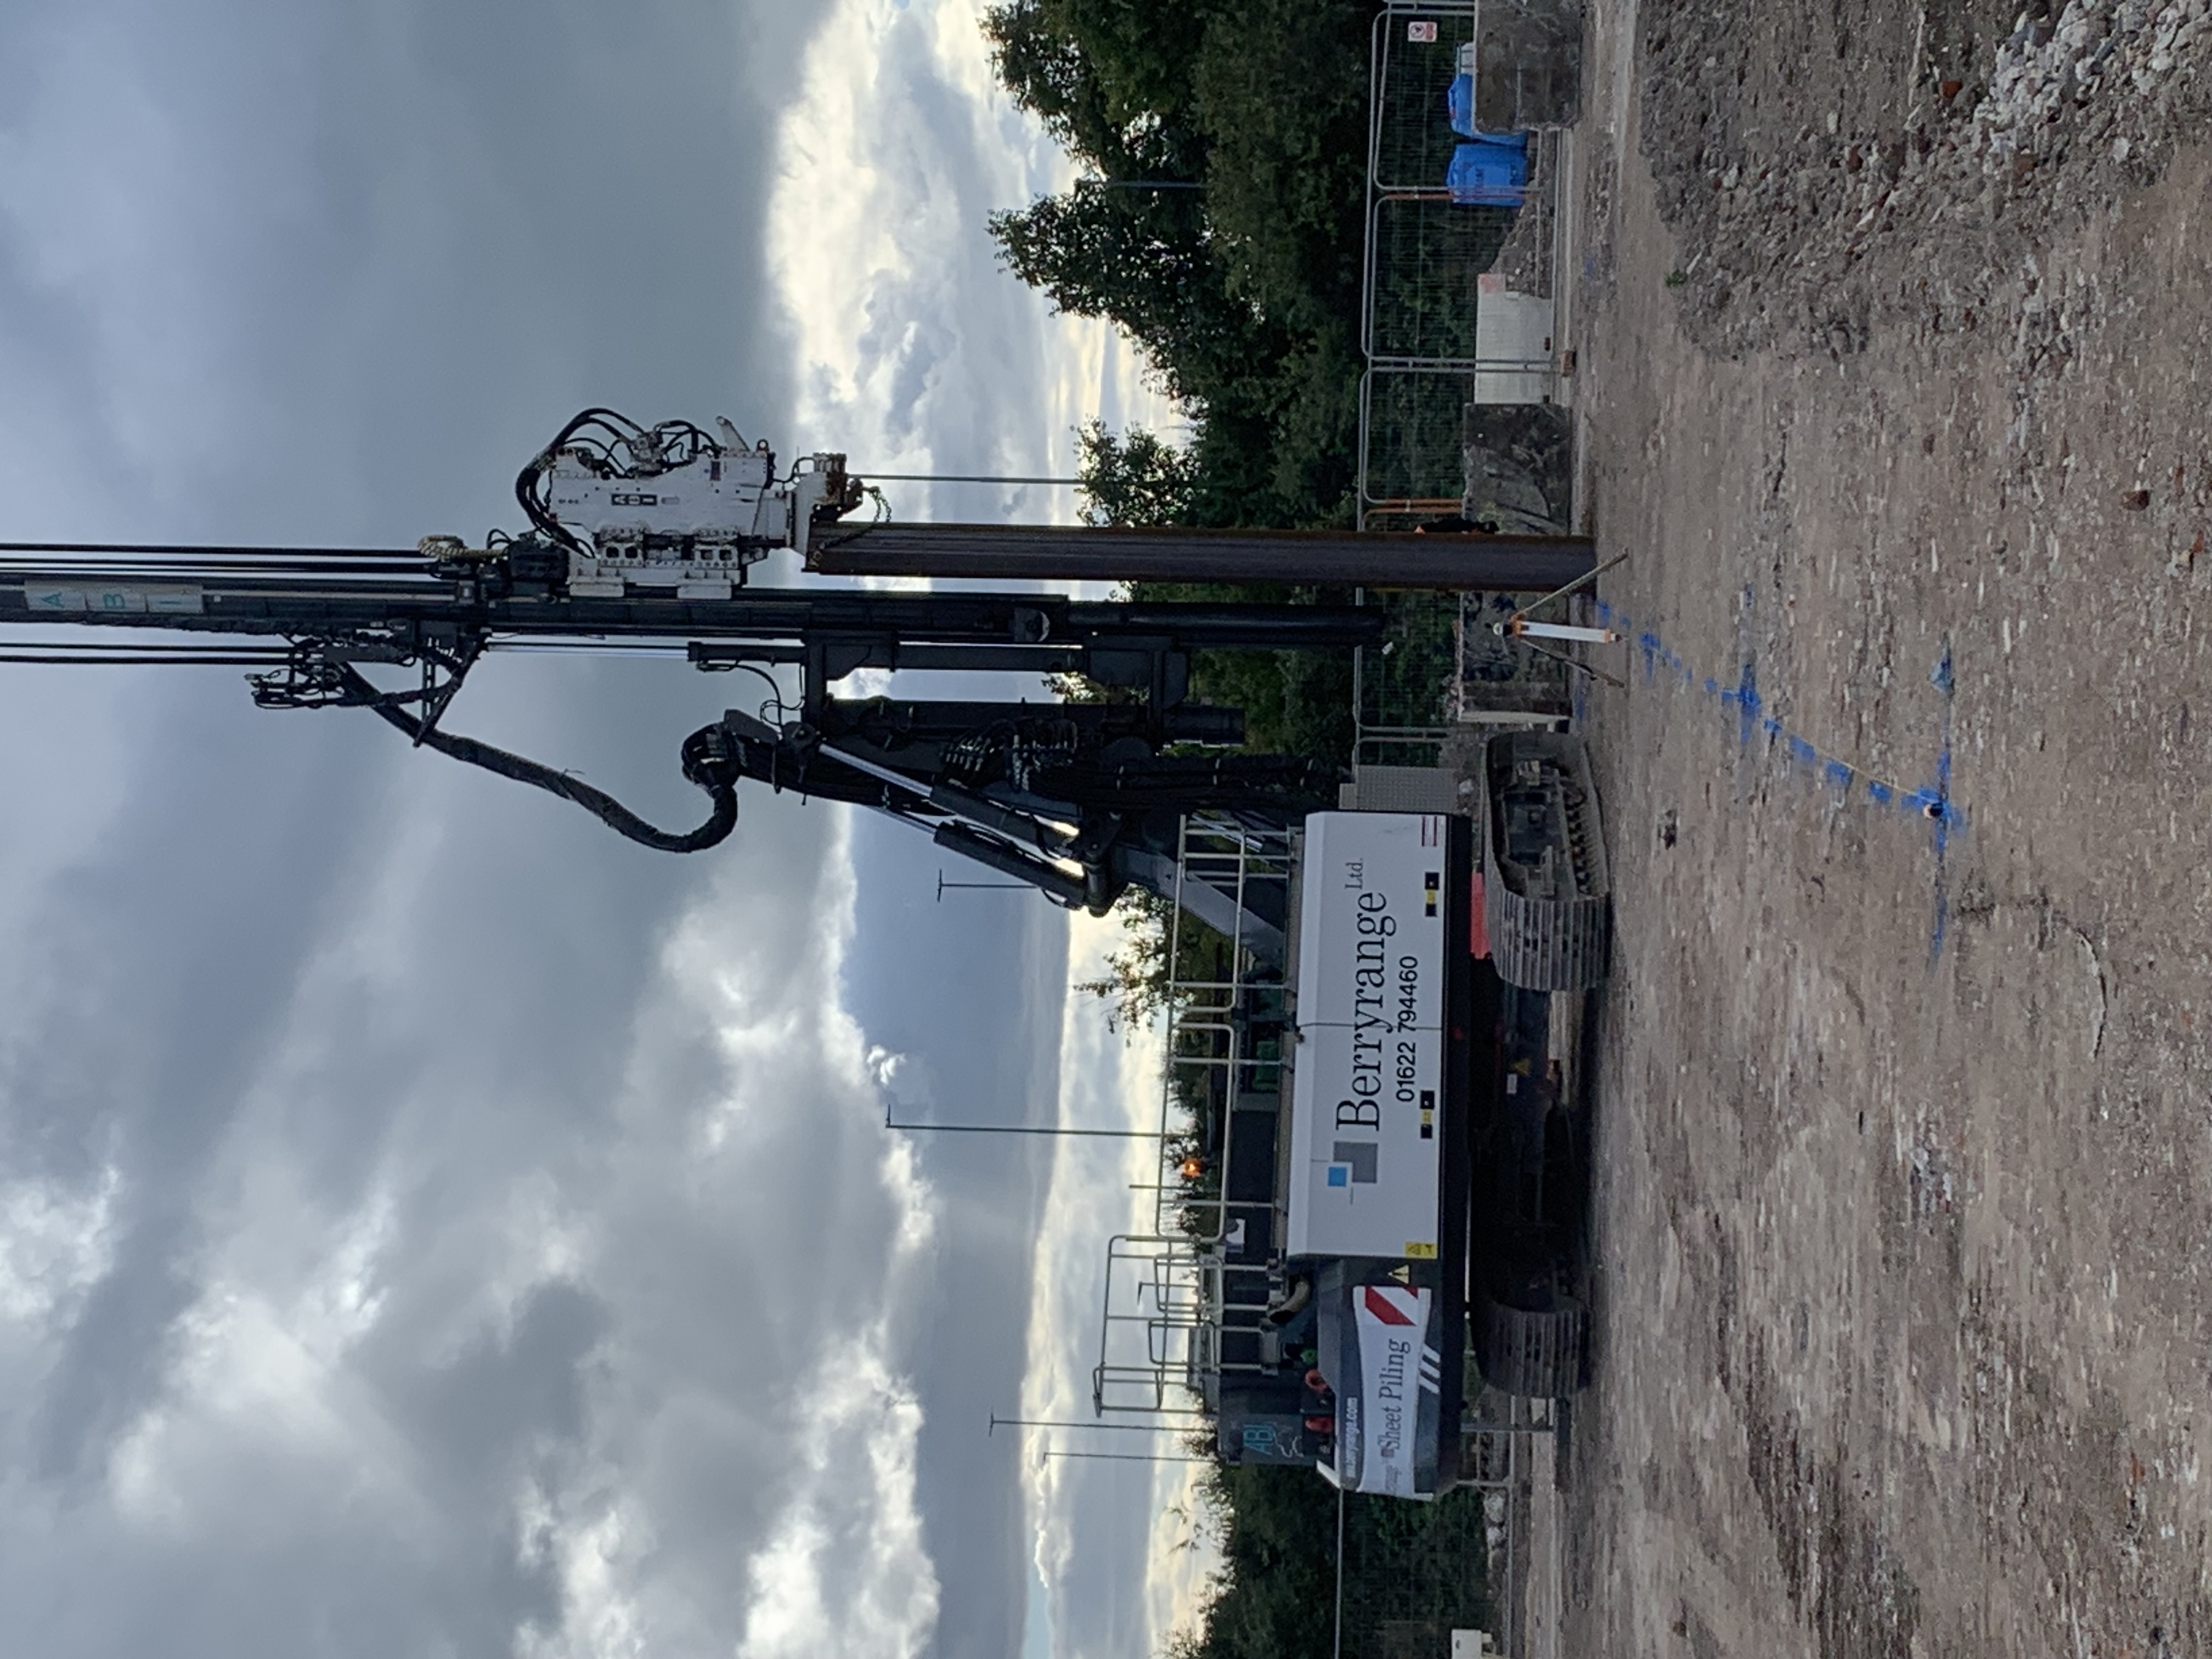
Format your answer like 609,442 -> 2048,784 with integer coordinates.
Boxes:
1448,71 -> 1477,136
1446,135 -> 1528,205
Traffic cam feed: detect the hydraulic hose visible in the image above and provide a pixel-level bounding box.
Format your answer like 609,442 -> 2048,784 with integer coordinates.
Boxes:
336,665 -> 739,853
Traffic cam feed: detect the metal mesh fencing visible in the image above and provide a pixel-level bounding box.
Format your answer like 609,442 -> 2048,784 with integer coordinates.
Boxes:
1352,589 -> 1459,765
1338,1487 -> 1498,1659
1369,5 -> 1480,195
1456,590 -> 1573,718
1351,589 -> 1577,767
1365,198 -> 1519,363
1359,369 -> 1477,515
1351,3 -> 1581,759
1357,10 -> 1566,533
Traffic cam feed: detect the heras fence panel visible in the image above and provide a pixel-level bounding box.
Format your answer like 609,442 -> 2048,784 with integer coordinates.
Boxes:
1352,588 -> 1460,765
1338,1486 -> 1498,1659
1364,196 -> 1519,364
1369,4 -> 1482,197
1360,368 -> 1477,518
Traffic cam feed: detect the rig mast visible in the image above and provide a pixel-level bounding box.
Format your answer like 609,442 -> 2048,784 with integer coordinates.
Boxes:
1,409 -> 1594,929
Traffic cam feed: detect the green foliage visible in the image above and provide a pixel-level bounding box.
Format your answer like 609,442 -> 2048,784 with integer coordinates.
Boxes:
1074,417 -> 1201,528
984,1 -> 1212,170
1116,575 -> 1357,765
1075,885 -> 1180,1035
1022,1 -> 1368,1075
1011,0 -> 1374,761
1069,431 -> 1358,766
1170,1473 -> 1499,1659
1190,0 -> 1370,339
1355,590 -> 1461,738
1169,1465 -> 1340,1659
989,25 -> 1498,1656
986,0 -> 1373,529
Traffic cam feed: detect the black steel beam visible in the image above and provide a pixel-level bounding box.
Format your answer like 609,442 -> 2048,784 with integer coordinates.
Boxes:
807,521 -> 1596,591
1,574 -> 1386,651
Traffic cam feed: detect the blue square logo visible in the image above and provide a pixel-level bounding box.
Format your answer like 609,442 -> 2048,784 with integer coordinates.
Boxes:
1326,1164 -> 1351,1189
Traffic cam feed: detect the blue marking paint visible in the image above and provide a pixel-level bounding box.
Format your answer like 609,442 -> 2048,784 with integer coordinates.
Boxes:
1594,600 -> 1962,964
1926,640 -> 1957,964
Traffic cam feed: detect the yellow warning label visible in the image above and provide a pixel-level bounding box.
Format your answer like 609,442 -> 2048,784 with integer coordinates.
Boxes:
1403,1241 -> 1437,1259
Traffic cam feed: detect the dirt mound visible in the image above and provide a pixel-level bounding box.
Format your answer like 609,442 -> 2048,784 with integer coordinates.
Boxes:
1637,0 -> 2212,359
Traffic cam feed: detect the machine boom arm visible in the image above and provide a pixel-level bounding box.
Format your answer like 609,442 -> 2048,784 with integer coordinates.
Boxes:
0,407 -> 1542,926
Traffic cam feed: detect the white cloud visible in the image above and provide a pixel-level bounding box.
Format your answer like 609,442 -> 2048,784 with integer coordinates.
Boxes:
768,0 -> 1172,526
0,1168 -> 120,1328
1021,912 -> 1223,1659
0,0 -> 1196,1652
735,1331 -> 939,1659
0,777 -> 950,1656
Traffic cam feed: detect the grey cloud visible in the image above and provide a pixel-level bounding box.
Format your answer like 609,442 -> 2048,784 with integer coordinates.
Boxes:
2,699 -> 397,1481
823,13 -> 1067,486
0,0 -> 1165,1651
842,811 -> 1069,1659
0,704 -> 919,1655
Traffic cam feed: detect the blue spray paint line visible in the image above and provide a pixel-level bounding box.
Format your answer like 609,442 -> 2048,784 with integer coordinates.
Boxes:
1602,600 -> 1965,961
1720,661 -> 1762,751
1926,640 -> 1957,963
1692,651 -> 1952,824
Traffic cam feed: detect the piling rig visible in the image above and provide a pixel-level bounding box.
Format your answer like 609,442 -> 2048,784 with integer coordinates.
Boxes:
1,410 -> 1593,923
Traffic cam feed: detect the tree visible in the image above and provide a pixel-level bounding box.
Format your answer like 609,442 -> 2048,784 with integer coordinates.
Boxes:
1166,1464 -> 1341,1659
1074,417 -> 1200,527
1071,422 -> 1356,763
986,0 -> 1375,531
984,0 -> 1213,172
989,185 -> 1270,413
990,17 -> 1387,1651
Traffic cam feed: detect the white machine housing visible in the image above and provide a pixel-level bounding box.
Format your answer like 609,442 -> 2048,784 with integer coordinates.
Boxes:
544,419 -> 845,599
1286,811 -> 1451,1261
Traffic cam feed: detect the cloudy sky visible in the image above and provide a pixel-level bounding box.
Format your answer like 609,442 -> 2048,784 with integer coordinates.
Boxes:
0,2 -> 1210,1656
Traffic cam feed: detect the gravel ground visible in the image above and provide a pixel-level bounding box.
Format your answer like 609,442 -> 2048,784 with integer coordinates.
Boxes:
1562,2 -> 2212,1655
